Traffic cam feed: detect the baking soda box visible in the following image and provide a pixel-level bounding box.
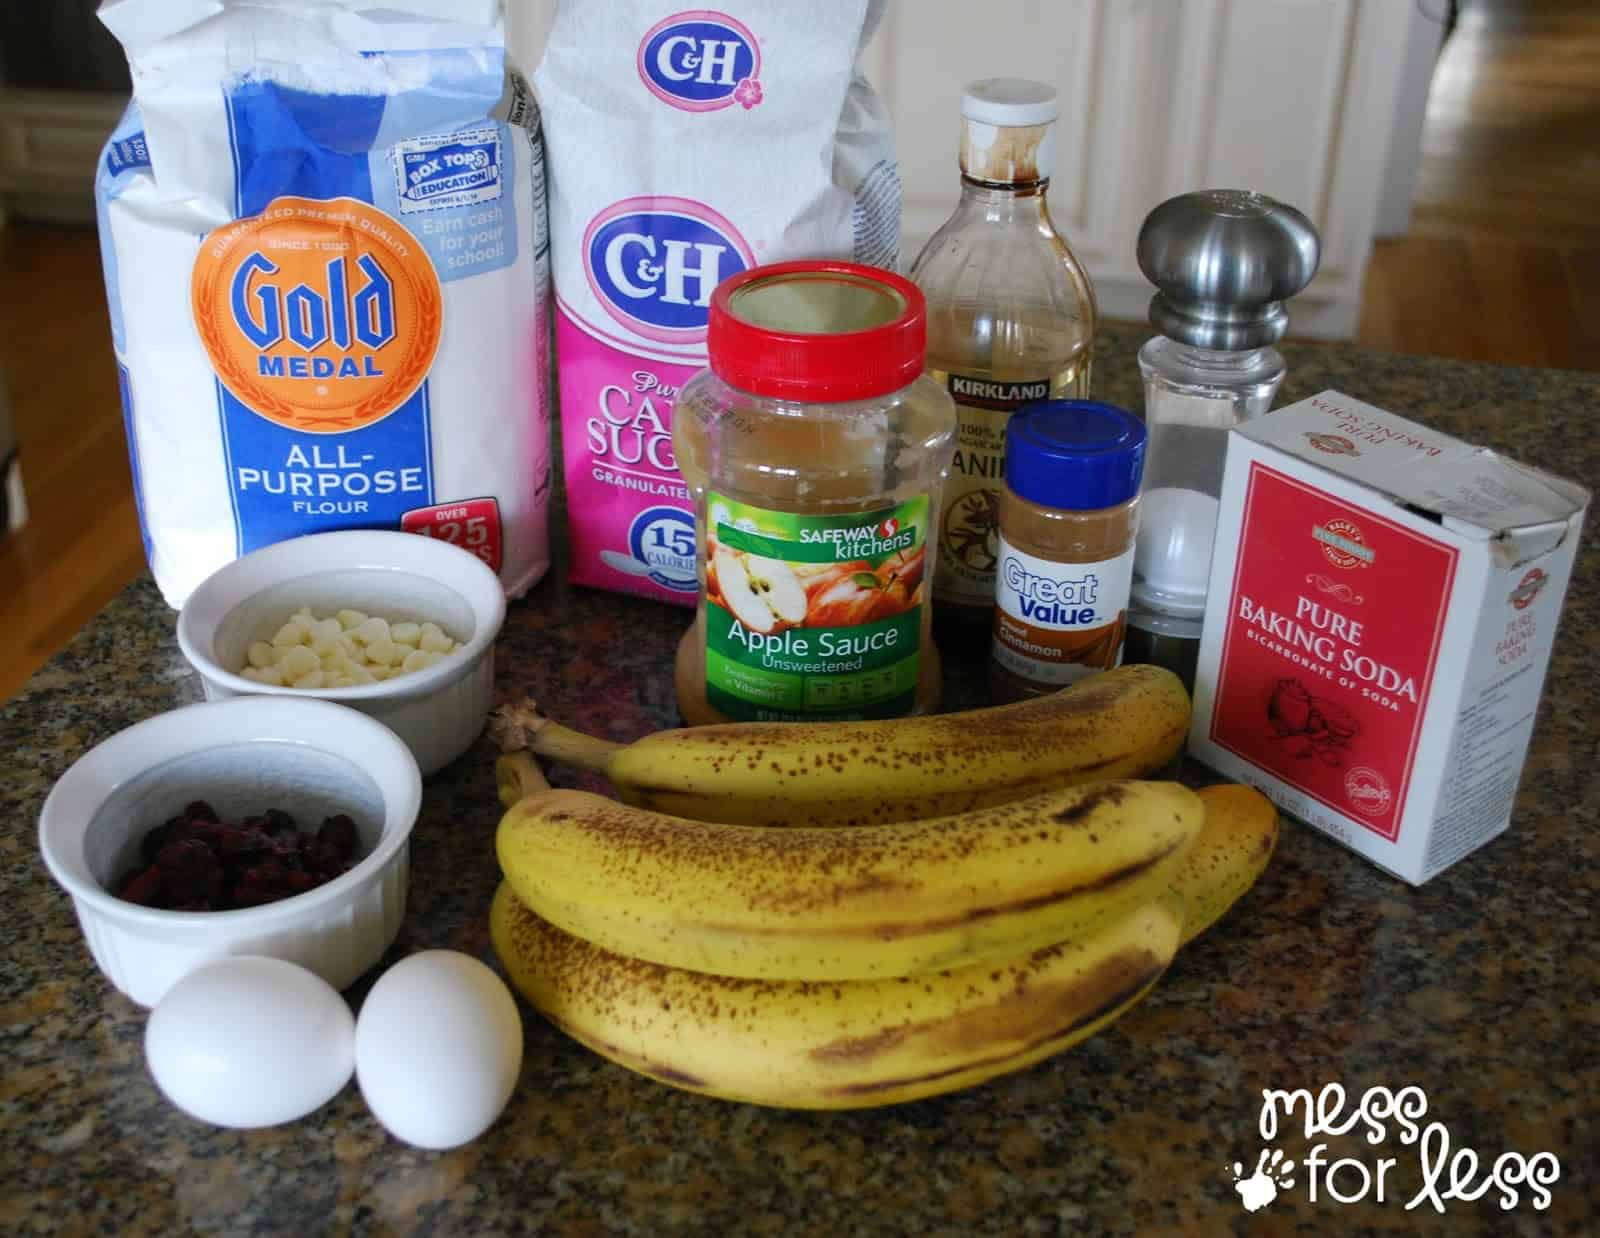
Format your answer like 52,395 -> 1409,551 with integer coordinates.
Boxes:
1189,390 -> 1588,885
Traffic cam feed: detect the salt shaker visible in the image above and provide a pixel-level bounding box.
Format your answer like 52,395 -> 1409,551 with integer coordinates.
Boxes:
1124,189 -> 1319,687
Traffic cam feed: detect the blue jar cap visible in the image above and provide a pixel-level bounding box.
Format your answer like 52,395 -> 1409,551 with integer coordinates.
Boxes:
1004,400 -> 1147,511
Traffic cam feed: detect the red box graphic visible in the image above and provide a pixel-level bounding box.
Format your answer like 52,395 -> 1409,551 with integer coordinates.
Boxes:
1209,464 -> 1457,840
402,496 -> 503,573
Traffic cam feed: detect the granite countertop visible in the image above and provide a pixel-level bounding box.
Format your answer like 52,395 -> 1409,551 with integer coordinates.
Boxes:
1,327 -> 1594,1235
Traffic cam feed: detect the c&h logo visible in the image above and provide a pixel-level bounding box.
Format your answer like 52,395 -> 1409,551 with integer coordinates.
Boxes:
582,196 -> 754,345
637,10 -> 763,112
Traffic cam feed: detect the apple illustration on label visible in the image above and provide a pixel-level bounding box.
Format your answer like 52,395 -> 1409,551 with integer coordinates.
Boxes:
877,547 -> 926,613
802,547 -> 926,627
807,571 -> 898,628
799,559 -> 873,602
715,546 -> 808,634
879,546 -> 925,592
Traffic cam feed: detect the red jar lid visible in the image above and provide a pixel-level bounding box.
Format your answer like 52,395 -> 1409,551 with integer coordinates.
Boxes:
707,260 -> 927,402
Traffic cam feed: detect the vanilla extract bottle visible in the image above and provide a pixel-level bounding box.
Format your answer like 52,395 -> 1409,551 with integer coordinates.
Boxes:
910,78 -> 1098,654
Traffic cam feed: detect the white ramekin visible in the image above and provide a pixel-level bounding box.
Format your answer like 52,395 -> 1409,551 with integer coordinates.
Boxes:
175,529 -> 507,776
39,696 -> 422,1008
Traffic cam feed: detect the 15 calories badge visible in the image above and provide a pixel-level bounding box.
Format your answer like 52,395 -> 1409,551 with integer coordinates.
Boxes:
1227,1083 -> 1561,1216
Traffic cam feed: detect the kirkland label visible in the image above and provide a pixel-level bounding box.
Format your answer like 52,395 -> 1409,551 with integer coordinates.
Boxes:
705,493 -> 928,720
1208,462 -> 1458,841
992,536 -> 1133,684
934,371 -> 1054,609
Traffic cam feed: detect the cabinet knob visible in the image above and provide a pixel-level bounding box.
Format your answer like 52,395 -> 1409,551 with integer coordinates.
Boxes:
1137,190 -> 1320,350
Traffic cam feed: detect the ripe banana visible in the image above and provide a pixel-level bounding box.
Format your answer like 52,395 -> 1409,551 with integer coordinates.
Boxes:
1171,784 -> 1279,946
491,882 -> 1181,1110
499,663 -> 1190,827
496,779 -> 1203,981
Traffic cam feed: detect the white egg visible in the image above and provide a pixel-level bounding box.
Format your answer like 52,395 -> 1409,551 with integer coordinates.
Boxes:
145,956 -> 355,1128
355,951 -> 523,1150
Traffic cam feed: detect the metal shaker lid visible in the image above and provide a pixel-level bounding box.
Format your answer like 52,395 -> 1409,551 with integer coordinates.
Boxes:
1137,190 -> 1320,350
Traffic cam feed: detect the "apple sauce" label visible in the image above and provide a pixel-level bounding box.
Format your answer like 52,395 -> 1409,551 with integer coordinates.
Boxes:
704,492 -> 927,720
991,537 -> 1133,684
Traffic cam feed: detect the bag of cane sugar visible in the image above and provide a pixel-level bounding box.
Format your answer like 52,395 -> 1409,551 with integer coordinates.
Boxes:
95,0 -> 551,607
534,0 -> 900,604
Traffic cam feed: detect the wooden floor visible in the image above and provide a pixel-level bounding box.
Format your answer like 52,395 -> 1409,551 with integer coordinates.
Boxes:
1,0 -> 1597,702
1355,0 -> 1600,368
0,224 -> 149,701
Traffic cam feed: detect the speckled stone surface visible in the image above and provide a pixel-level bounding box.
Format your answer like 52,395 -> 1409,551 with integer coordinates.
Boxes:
1,328 -> 1595,1236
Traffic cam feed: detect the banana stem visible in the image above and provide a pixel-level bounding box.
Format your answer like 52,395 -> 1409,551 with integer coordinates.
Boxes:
496,750 -> 550,809
489,700 -> 623,774
526,719 -> 623,773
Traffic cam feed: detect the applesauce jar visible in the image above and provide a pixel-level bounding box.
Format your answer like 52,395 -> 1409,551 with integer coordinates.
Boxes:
673,261 -> 957,725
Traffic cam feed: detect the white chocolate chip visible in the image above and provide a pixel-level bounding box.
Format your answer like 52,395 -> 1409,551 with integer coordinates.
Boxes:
354,617 -> 390,645
279,646 -> 321,679
237,606 -> 460,688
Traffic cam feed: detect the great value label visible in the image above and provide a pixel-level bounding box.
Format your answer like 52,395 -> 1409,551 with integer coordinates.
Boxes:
993,537 -> 1133,685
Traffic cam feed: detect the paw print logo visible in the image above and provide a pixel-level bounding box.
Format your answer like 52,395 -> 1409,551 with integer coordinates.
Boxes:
1230,1149 -> 1296,1212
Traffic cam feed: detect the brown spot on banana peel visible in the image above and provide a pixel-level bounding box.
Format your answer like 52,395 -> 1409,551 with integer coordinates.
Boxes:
809,1023 -> 910,1063
1172,784 -> 1280,946
612,667 -> 1188,807
492,887 -> 1178,1109
1050,783 -> 1128,825
693,835 -> 1187,942
812,947 -> 1166,1096
622,733 -> 1182,814
628,754 -> 1174,828
542,1012 -> 710,1090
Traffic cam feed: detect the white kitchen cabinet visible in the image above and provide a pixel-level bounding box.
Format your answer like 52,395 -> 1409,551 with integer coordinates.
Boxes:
512,0 -> 1427,339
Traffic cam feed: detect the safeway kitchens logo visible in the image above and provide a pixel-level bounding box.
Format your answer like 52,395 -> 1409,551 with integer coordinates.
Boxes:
1230,1084 -> 1560,1215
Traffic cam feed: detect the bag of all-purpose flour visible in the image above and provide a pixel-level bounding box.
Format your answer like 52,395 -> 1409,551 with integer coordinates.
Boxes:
95,0 -> 551,607
534,0 -> 899,605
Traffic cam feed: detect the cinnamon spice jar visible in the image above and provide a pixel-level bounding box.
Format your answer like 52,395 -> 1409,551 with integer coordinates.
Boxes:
991,400 -> 1146,700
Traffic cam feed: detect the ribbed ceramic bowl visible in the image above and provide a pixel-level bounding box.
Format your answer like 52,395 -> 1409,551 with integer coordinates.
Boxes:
175,529 -> 506,776
39,696 -> 421,1008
